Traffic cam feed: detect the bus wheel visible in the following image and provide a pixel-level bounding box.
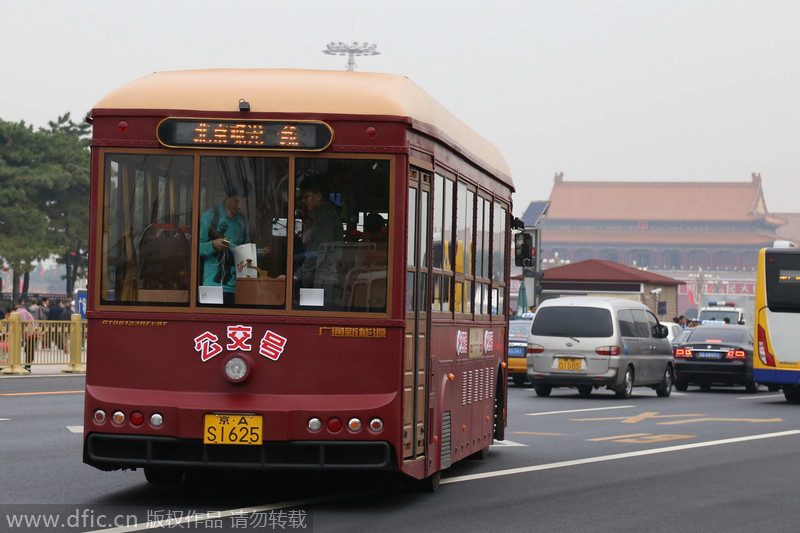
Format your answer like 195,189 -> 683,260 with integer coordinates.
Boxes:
534,385 -> 552,397
784,385 -> 800,403
144,466 -> 184,484
412,470 -> 441,493
469,445 -> 490,460
494,374 -> 505,441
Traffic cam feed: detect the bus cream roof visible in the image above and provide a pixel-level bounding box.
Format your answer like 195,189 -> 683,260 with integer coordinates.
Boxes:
94,69 -> 512,185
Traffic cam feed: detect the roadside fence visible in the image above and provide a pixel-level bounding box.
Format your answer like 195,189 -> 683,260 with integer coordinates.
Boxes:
0,312 -> 86,375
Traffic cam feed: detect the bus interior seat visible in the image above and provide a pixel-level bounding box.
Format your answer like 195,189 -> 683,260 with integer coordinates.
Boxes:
136,223 -> 191,298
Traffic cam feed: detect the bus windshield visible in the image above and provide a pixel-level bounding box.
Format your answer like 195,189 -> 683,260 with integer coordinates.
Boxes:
100,154 -> 390,313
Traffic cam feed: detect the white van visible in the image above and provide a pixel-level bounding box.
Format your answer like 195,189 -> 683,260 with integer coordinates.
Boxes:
527,297 -> 674,398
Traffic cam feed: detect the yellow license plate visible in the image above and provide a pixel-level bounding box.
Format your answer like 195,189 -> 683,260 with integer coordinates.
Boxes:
203,413 -> 263,445
557,357 -> 581,370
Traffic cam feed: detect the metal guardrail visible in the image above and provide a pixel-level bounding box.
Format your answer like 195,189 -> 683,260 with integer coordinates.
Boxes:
0,312 -> 86,375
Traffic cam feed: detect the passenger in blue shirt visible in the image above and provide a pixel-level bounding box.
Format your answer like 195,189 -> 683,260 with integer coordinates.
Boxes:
199,188 -> 250,304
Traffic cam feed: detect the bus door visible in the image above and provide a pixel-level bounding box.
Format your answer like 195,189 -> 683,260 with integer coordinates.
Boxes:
404,170 -> 431,462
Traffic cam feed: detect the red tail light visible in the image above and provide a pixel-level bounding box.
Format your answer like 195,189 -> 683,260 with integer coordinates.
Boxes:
675,348 -> 693,359
725,349 -> 746,360
595,345 -> 620,356
757,325 -> 776,367
528,344 -> 544,354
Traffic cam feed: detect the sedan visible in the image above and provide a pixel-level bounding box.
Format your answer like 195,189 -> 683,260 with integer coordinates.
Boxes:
661,321 -> 683,344
673,324 -> 757,392
670,328 -> 691,353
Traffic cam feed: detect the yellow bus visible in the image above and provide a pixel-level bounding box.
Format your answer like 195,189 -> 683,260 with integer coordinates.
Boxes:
754,247 -> 800,402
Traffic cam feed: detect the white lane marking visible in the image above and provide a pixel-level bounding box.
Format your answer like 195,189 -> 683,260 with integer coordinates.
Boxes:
66,425 -> 83,433
526,405 -> 635,416
0,418 -> 10,421
493,439 -> 527,447
85,429 -> 800,530
736,394 -> 784,400
87,494 -> 361,533
441,429 -> 800,484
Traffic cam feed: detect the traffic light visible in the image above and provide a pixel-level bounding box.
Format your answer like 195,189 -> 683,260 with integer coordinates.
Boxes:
514,232 -> 534,267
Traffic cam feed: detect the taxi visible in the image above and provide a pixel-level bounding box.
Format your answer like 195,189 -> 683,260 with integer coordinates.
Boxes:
508,315 -> 534,386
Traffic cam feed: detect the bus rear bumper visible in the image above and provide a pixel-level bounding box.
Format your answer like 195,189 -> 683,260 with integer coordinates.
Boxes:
84,433 -> 395,472
754,368 -> 800,385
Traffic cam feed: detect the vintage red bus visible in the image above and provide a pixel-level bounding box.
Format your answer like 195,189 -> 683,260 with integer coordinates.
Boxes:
82,69 -> 514,490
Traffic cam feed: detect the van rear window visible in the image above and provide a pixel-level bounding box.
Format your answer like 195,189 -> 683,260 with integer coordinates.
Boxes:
531,307 -> 613,338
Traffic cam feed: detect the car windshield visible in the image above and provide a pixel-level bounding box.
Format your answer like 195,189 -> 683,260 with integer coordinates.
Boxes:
686,327 -> 748,344
509,320 -> 533,339
672,329 -> 691,344
531,307 -> 613,338
698,310 -> 740,323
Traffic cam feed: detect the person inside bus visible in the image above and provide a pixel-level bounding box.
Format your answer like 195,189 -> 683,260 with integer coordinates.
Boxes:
293,176 -> 342,287
362,212 -> 388,250
199,185 -> 250,305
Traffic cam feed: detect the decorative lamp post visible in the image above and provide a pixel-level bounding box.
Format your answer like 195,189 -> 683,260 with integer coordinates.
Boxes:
323,41 -> 380,71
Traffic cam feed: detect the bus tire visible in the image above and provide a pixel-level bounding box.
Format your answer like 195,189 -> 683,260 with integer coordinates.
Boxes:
494,372 -> 506,441
784,385 -> 800,403
469,445 -> 490,460
414,470 -> 441,493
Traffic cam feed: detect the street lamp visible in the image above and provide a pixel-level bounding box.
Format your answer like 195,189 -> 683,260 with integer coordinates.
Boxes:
323,41 -> 380,71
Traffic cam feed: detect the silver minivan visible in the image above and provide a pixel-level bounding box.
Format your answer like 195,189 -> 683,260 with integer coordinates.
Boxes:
527,297 -> 674,398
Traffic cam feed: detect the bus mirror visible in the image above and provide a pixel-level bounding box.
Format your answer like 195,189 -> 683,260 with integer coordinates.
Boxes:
514,233 -> 534,267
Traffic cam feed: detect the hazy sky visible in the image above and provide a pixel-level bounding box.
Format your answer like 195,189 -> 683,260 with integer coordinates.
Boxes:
3,1 -> 799,214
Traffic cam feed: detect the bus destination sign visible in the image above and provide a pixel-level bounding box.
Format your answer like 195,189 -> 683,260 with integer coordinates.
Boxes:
157,118 -> 333,151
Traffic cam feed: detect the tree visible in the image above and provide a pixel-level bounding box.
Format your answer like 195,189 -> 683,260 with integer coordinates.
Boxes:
44,114 -> 91,296
0,113 -> 90,301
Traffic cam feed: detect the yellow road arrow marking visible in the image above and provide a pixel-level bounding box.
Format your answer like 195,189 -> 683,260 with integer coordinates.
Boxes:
572,412 -> 705,423
588,433 -> 651,441
588,433 -> 694,443
659,417 -> 783,425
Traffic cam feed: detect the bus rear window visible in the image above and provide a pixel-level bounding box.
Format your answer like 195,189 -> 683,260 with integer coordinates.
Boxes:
531,307 -> 613,338
765,251 -> 800,312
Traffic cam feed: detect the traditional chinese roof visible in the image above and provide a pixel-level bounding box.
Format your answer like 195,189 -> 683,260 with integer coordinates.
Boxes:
543,259 -> 684,285
544,229 -> 775,247
545,172 -> 775,223
773,213 -> 800,244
